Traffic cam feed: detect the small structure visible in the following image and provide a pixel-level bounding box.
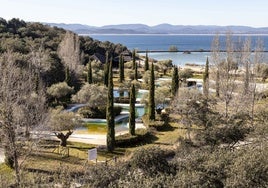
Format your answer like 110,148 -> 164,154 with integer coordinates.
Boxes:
114,50 -> 132,63
88,148 -> 97,162
89,53 -> 106,64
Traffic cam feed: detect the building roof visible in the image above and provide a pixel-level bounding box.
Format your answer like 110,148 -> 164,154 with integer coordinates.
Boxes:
89,53 -> 106,64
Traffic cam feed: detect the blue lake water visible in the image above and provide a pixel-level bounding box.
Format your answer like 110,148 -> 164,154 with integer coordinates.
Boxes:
90,34 -> 268,51
89,34 -> 268,66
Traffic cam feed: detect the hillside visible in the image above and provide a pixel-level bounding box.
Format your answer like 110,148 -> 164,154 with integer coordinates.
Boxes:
47,22 -> 268,34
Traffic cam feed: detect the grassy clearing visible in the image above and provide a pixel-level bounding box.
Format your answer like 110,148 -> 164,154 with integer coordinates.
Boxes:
0,114 -> 186,179
0,163 -> 14,185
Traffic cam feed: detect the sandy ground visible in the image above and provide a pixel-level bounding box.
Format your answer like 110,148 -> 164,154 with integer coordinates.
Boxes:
182,65 -> 205,72
31,122 -> 146,147
68,123 -> 145,145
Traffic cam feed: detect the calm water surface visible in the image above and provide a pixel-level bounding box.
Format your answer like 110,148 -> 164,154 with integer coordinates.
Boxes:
90,34 -> 268,66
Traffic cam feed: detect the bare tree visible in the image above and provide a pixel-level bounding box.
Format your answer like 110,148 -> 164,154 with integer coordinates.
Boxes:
58,31 -> 82,84
211,33 -> 243,118
0,51 -> 47,186
211,33 -> 264,121
211,33 -> 221,97
171,88 -> 217,139
250,38 -> 264,123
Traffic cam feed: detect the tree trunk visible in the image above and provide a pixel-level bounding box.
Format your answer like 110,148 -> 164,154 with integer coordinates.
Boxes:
54,130 -> 73,147
203,57 -> 209,97
148,62 -> 155,120
106,60 -> 115,152
2,124 -> 21,186
171,66 -> 179,97
215,69 -> 220,97
129,84 -> 136,135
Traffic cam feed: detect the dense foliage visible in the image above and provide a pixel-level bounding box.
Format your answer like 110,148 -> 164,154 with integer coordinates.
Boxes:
0,18 -> 127,89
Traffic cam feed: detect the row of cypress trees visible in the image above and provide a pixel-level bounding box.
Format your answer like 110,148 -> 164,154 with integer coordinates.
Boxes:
102,50 -> 197,152
105,52 -> 157,151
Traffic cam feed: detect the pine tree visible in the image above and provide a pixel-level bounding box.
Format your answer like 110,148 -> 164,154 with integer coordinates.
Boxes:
148,62 -> 155,120
119,54 -> 124,83
106,60 -> 115,152
171,66 -> 179,97
144,51 -> 149,71
132,49 -> 136,70
129,83 -> 136,135
87,61 -> 92,84
203,57 -> 209,97
104,51 -> 109,87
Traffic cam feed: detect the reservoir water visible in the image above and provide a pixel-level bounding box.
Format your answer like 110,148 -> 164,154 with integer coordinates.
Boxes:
90,34 -> 268,66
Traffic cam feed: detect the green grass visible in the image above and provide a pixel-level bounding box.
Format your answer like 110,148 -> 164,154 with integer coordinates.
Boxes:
0,163 -> 15,185
192,74 -> 203,79
0,112 -> 189,184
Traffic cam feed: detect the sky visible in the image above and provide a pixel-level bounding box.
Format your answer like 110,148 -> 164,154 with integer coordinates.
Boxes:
1,0 -> 268,27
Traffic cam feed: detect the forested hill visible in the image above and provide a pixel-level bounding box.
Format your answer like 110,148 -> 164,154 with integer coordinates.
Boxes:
0,18 -> 128,87
47,23 -> 268,34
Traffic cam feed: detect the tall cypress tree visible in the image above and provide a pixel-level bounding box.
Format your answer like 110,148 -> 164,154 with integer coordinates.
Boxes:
129,83 -> 136,135
134,60 -> 138,80
87,61 -> 92,84
132,49 -> 136,70
148,62 -> 155,120
144,51 -> 149,71
119,54 -> 124,83
203,57 -> 209,97
65,66 -> 71,85
106,60 -> 115,152
104,51 -> 109,86
171,66 -> 179,97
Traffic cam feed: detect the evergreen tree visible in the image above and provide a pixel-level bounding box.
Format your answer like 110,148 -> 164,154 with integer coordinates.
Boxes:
106,60 -> 115,152
134,60 -> 138,80
148,62 -> 155,120
132,49 -> 136,70
129,83 -> 136,135
171,66 -> 179,97
203,57 -> 209,97
144,51 -> 149,72
87,61 -> 92,84
104,51 -> 109,87
65,66 -> 71,85
119,54 -> 124,83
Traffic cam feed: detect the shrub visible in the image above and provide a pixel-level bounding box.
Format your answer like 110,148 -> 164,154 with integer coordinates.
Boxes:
179,68 -> 194,81
114,97 -> 130,104
128,146 -> 174,176
78,106 -> 122,118
115,128 -> 149,147
142,114 -> 169,130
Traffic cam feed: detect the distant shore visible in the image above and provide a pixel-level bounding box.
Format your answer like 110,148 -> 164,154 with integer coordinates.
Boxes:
137,50 -> 268,53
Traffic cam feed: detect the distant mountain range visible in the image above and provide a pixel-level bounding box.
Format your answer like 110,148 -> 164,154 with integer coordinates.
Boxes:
46,23 -> 268,34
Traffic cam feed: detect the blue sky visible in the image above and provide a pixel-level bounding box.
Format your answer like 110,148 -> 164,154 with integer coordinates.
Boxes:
0,0 -> 268,27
